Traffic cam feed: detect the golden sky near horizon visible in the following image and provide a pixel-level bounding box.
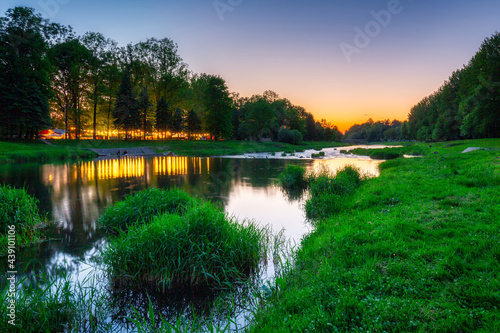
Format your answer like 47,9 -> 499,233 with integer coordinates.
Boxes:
2,0 -> 500,132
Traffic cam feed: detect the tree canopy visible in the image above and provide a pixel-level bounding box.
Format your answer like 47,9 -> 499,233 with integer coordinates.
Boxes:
0,6 -> 344,142
406,32 -> 500,141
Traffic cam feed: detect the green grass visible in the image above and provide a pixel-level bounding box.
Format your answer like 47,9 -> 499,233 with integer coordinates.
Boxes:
344,139 -> 500,160
0,270 -> 115,332
0,140 -> 96,163
103,200 -> 268,291
97,188 -> 198,233
49,139 -> 347,157
248,139 -> 500,332
0,185 -> 48,255
343,145 -> 429,159
305,165 -> 363,222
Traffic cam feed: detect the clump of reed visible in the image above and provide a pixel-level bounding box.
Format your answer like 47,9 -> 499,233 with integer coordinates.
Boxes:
0,185 -> 46,255
98,188 -> 197,233
103,201 -> 268,291
305,165 -> 362,221
278,165 -> 308,190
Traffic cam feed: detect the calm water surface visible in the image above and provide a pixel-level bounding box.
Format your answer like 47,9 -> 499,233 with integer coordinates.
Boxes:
0,152 -> 382,329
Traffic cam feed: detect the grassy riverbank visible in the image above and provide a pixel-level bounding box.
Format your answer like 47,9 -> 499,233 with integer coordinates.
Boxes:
250,139 -> 500,332
345,139 -> 499,159
0,139 -> 347,162
0,140 -> 95,163
49,139 -> 348,157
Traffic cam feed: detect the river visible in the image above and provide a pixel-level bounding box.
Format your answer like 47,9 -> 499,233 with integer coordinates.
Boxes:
0,149 -> 383,330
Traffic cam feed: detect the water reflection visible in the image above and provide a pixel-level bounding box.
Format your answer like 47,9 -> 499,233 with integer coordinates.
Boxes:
0,156 -> 383,275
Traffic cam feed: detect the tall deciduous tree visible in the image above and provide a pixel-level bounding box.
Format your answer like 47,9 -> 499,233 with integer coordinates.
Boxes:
101,58 -> 121,139
407,32 -> 500,140
49,38 -> 91,139
156,96 -> 172,139
203,76 -> 233,140
172,107 -> 185,139
137,87 -> 152,140
186,109 -> 202,139
241,97 -> 276,140
0,7 -> 63,139
113,72 -> 138,139
81,31 -> 116,139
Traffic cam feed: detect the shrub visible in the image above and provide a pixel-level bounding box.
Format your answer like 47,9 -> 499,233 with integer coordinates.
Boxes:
278,128 -> 303,145
98,188 -> 197,232
306,166 -> 362,221
103,202 -> 268,291
278,165 -> 308,190
0,185 -> 44,255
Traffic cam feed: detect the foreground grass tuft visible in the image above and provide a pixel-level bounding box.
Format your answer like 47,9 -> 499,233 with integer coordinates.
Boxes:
98,188 -> 197,233
0,271 -> 115,332
103,200 -> 268,291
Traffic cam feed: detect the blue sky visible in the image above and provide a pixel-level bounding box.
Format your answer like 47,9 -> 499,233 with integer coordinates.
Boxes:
2,0 -> 499,129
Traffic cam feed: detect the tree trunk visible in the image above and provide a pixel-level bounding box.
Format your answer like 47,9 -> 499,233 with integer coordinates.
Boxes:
93,86 -> 98,140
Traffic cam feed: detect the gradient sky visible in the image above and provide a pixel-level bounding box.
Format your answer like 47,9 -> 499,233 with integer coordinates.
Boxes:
2,0 -> 500,131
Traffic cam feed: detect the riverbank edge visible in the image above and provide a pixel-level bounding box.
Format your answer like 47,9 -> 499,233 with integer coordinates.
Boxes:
0,141 -> 97,164
247,138 -> 500,332
0,140 -> 355,163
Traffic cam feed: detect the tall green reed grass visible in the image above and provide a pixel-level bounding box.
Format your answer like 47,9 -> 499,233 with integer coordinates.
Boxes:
278,165 -> 308,190
0,269 -> 115,332
305,165 -> 363,221
103,201 -> 269,291
0,185 -> 46,255
98,188 -> 198,233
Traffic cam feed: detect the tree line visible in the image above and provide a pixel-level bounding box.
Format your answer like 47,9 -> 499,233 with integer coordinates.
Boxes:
344,32 -> 499,142
406,32 -> 500,141
0,7 -> 342,143
344,119 -> 404,142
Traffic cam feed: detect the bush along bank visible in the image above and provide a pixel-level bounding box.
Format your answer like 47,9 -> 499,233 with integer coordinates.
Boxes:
305,165 -> 363,222
250,146 -> 500,332
0,185 -> 49,255
101,189 -> 269,292
97,187 -> 197,233
342,145 -> 429,160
